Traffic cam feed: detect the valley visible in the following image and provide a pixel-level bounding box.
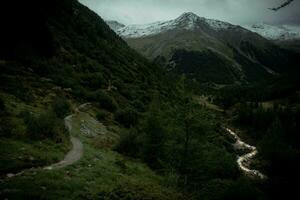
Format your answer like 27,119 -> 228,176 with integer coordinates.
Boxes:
1,0 -> 299,199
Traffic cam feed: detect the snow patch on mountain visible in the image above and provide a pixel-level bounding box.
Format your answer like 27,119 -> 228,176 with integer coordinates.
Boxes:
116,12 -> 235,38
204,18 -> 232,31
106,20 -> 125,32
243,23 -> 300,41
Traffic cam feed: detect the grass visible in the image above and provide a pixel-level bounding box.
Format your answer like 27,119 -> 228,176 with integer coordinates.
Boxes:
0,138 -> 70,175
194,95 -> 224,112
0,92 -> 71,175
0,105 -> 185,200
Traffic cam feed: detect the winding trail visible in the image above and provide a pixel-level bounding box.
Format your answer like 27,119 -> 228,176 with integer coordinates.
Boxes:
4,104 -> 87,178
226,128 -> 266,179
43,106 -> 89,170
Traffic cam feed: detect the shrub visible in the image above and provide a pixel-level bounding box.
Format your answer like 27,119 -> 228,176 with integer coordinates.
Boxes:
115,108 -> 139,128
95,91 -> 118,112
96,111 -> 108,121
51,97 -> 71,118
115,129 -> 140,157
0,98 -> 12,137
132,100 -> 146,112
0,97 -> 5,112
0,117 -> 12,137
25,111 -> 66,142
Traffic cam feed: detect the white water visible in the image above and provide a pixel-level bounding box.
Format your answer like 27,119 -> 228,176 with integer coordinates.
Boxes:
226,128 -> 266,179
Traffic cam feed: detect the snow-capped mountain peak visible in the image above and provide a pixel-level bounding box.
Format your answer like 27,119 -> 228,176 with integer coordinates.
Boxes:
175,12 -> 201,23
115,12 -> 235,38
243,23 -> 300,41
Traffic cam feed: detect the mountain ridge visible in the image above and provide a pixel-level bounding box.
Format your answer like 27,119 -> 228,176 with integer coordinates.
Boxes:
107,12 -> 297,85
243,23 -> 300,41
113,12 -> 237,38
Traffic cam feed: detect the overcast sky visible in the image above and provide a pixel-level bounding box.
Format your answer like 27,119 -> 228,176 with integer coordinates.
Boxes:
79,0 -> 300,25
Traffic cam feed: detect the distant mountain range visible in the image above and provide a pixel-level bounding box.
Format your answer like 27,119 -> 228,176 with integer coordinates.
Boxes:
243,23 -> 300,41
107,13 -> 298,85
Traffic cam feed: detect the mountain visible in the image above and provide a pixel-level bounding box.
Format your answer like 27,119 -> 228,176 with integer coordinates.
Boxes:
112,12 -> 298,85
106,20 -> 125,32
243,23 -> 300,41
116,12 -> 234,39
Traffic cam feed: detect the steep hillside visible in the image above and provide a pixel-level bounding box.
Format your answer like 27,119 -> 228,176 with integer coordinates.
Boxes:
112,13 -> 298,84
0,0 -> 184,198
1,0 -> 173,107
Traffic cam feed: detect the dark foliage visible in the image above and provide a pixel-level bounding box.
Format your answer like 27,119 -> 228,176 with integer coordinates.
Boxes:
115,108 -> 139,128
0,98 -> 5,112
24,111 -> 66,142
170,49 -> 240,84
96,111 -> 108,121
95,91 -> 118,112
51,97 -> 71,119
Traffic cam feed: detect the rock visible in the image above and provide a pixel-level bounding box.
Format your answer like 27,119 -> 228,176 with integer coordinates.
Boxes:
63,88 -> 73,92
7,173 -> 15,178
53,86 -> 62,91
40,78 -> 53,83
45,166 -> 53,170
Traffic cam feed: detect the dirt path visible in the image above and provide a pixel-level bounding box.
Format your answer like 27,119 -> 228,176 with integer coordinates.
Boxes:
44,112 -> 83,170
4,104 -> 88,178
44,136 -> 83,170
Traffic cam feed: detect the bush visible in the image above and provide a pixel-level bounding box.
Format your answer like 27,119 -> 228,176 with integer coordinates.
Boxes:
115,108 -> 139,128
115,129 -> 140,157
96,111 -> 108,121
0,97 -> 5,112
0,117 -> 12,137
142,113 -> 166,169
132,100 -> 146,112
25,111 -> 66,142
51,97 -> 71,119
95,91 -> 118,112
0,98 -> 12,137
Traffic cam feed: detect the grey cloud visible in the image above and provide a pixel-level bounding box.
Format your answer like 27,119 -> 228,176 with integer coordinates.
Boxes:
79,0 -> 300,25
